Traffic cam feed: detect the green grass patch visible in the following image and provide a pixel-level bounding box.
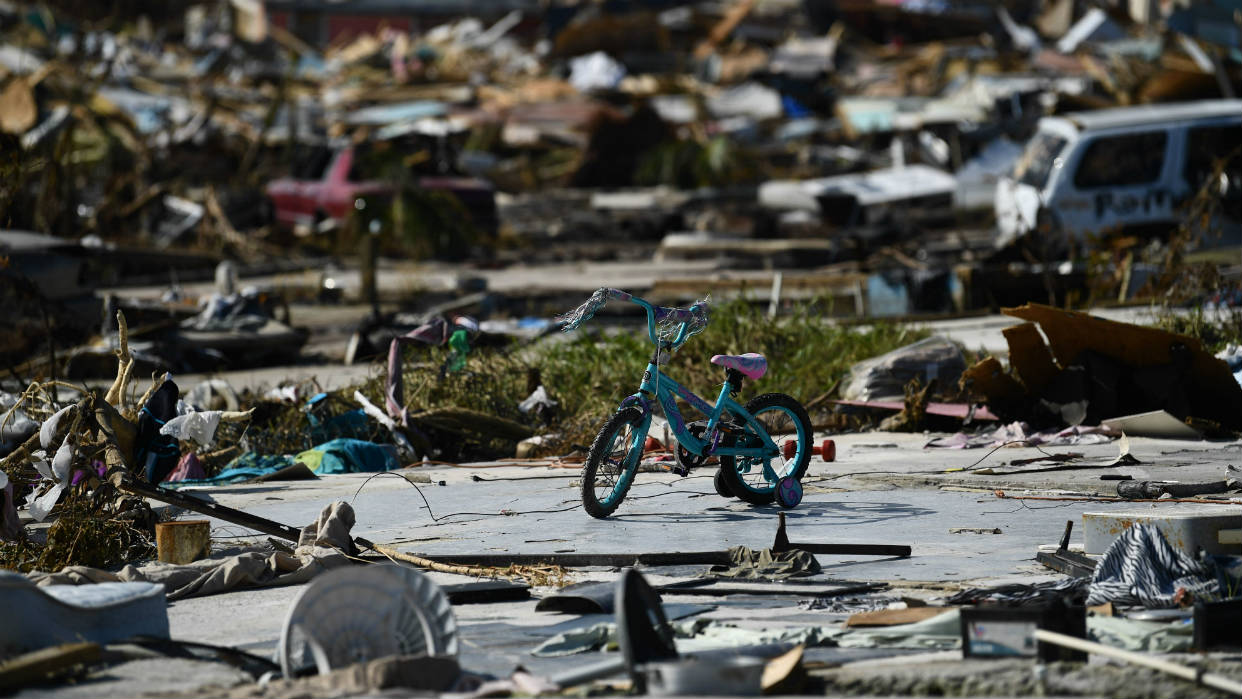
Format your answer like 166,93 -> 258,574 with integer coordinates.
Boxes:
1149,306 -> 1242,354
368,297 -> 928,455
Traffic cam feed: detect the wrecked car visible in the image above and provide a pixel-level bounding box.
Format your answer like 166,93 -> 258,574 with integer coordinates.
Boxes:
995,99 -> 1242,250
265,143 -> 498,236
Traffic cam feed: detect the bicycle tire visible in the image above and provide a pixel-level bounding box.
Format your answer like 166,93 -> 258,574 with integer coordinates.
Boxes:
581,407 -> 647,518
713,468 -> 734,498
720,393 -> 812,506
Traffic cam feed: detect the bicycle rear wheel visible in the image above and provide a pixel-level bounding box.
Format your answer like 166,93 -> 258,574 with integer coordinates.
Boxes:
720,393 -> 812,505
581,407 -> 647,518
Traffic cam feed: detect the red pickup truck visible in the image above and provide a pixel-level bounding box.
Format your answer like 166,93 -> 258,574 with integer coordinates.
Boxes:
265,145 -> 497,235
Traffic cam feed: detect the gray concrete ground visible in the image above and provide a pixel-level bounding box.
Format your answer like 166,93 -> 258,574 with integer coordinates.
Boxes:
18,430 -> 1229,697
13,272 -> 1242,697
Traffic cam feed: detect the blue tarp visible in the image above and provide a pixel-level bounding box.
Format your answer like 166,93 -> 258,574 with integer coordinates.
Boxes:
162,453 -> 296,489
294,438 -> 401,474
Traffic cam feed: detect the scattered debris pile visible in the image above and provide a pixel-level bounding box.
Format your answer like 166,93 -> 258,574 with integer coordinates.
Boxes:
963,303 -> 1242,434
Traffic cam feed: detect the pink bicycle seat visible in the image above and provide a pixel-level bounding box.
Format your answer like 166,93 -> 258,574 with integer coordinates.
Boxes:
710,353 -> 767,380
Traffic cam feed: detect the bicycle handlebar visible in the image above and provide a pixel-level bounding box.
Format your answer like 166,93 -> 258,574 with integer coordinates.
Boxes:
560,287 -> 710,349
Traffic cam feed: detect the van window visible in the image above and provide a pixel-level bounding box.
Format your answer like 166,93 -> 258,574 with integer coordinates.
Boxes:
1072,132 -> 1167,188
1012,132 -> 1067,189
1184,124 -> 1241,200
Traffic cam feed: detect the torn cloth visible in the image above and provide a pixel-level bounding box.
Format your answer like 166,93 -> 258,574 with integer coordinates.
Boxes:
27,501 -> 356,600
135,380 -> 181,484
709,546 -> 821,580
946,577 -> 1089,606
385,317 -> 454,426
161,453 -> 300,489
163,452 -> 207,483
1086,523 -> 1219,608
294,438 -> 399,474
159,410 -> 223,447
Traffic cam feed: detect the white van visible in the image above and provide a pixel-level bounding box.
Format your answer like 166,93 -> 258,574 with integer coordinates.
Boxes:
995,99 -> 1242,250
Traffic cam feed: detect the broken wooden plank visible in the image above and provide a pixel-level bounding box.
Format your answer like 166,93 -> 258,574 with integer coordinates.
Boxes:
845,607 -> 954,627
0,643 -> 100,691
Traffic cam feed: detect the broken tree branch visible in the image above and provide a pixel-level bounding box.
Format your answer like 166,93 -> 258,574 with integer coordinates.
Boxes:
367,542 -> 505,579
104,310 -> 132,409
135,372 -> 164,413
365,541 -> 566,587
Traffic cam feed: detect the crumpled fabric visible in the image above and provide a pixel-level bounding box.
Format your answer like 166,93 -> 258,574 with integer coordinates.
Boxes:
799,595 -> 900,612
25,438 -> 74,522
946,577 -> 1088,607
294,438 -> 399,475
529,606 -> 1200,657
163,453 -> 305,489
39,405 -> 74,450
518,385 -> 557,415
27,501 -> 357,600
135,380 -> 181,484
298,500 -> 358,555
530,615 -> 925,658
160,411 -> 223,447
1087,523 -> 1219,608
163,452 -> 207,483
1088,615 -> 1193,652
385,316 -> 455,426
709,546 -> 821,580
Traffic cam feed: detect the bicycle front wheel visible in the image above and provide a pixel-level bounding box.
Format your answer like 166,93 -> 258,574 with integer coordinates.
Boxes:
581,407 -> 647,518
721,393 -> 812,505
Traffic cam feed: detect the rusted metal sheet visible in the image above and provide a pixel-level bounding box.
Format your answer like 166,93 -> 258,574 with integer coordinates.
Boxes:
1002,322 -> 1059,393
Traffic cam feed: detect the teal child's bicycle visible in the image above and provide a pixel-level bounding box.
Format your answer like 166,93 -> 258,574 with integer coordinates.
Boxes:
560,288 -> 814,518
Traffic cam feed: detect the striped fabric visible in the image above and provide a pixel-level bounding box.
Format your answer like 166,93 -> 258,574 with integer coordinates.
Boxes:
1086,523 -> 1220,608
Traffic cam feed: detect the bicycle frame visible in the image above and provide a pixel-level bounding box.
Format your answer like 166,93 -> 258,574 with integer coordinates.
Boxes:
569,288 -> 814,516
618,362 -> 784,483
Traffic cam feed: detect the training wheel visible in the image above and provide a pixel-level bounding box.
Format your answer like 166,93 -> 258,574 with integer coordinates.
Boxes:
775,476 -> 802,509
714,468 -> 734,498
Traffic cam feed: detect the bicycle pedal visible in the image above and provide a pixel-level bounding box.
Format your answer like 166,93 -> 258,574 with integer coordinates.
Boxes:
671,465 -> 689,477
